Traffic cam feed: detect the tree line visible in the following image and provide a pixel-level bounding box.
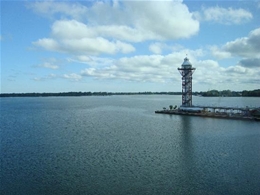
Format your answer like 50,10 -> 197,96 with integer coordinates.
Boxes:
200,89 -> 260,97
0,89 -> 259,97
0,91 -> 181,97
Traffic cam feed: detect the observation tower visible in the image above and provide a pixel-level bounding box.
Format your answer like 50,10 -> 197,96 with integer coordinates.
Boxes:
178,57 -> 196,107
155,57 -> 259,121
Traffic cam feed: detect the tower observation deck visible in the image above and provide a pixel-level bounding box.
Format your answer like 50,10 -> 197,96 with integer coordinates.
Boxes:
178,57 -> 196,107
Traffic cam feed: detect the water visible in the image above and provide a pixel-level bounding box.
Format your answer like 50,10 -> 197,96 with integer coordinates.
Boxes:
1,95 -> 260,195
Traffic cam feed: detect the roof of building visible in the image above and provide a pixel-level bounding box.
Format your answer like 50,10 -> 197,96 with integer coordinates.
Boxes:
182,57 -> 192,66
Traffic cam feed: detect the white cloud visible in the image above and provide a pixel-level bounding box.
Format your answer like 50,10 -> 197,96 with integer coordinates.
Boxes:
27,1 -> 259,91
80,50 -> 203,83
122,1 -> 199,40
29,0 -> 199,43
27,1 -> 88,20
149,42 -> 202,55
222,65 -> 259,86
30,47 -> 259,90
36,58 -> 62,69
78,51 -> 259,90
225,65 -> 248,74
194,60 -> 259,89
33,74 -> 58,81
33,38 -> 60,52
63,73 -> 82,81
33,20 -> 135,55
51,20 -> 96,39
149,43 -> 165,54
194,60 -> 224,85
34,73 -> 82,82
195,6 -> 252,25
210,27 -> 260,64
68,55 -> 114,68
39,62 -> 59,70
81,53 -> 182,82
210,46 -> 232,59
224,28 -> 260,58
61,37 -> 135,55
51,19 -> 148,43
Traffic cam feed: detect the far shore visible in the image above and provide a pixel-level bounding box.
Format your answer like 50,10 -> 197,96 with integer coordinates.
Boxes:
0,89 -> 260,98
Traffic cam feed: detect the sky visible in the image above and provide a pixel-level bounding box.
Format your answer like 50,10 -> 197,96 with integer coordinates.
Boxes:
1,0 -> 260,93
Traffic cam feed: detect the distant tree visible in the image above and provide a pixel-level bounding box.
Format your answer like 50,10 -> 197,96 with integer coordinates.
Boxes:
242,89 -> 260,97
169,105 -> 173,110
202,90 -> 219,96
221,90 -> 232,97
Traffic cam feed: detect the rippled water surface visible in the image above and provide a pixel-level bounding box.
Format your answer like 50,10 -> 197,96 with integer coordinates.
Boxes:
1,95 -> 260,195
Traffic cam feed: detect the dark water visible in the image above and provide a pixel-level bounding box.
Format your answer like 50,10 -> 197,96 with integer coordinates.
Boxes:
1,95 -> 260,195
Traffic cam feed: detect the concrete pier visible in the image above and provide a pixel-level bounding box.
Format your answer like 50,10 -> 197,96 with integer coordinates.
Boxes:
155,106 -> 260,121
155,57 -> 260,121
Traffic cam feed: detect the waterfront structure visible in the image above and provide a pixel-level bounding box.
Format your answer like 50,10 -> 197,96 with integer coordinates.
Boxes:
178,57 -> 196,107
155,57 -> 260,121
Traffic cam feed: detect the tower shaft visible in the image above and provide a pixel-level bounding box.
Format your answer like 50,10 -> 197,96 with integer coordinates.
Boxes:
178,57 -> 195,107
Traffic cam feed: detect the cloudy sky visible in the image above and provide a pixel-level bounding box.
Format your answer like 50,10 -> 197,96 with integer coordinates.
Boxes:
1,0 -> 260,93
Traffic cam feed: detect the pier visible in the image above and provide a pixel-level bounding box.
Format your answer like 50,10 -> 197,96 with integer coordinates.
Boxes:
155,106 -> 260,121
155,57 -> 260,121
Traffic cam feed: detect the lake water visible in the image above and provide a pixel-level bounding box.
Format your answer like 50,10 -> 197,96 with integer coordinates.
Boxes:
1,95 -> 260,195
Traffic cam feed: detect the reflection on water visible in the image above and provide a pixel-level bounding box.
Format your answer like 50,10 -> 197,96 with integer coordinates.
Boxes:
178,116 -> 196,194
1,96 -> 260,195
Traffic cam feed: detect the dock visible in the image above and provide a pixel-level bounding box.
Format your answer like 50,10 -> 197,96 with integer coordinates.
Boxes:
155,57 -> 260,121
155,106 -> 260,121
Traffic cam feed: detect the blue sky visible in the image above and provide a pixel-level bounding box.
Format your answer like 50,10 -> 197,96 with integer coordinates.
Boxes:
1,0 -> 260,93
